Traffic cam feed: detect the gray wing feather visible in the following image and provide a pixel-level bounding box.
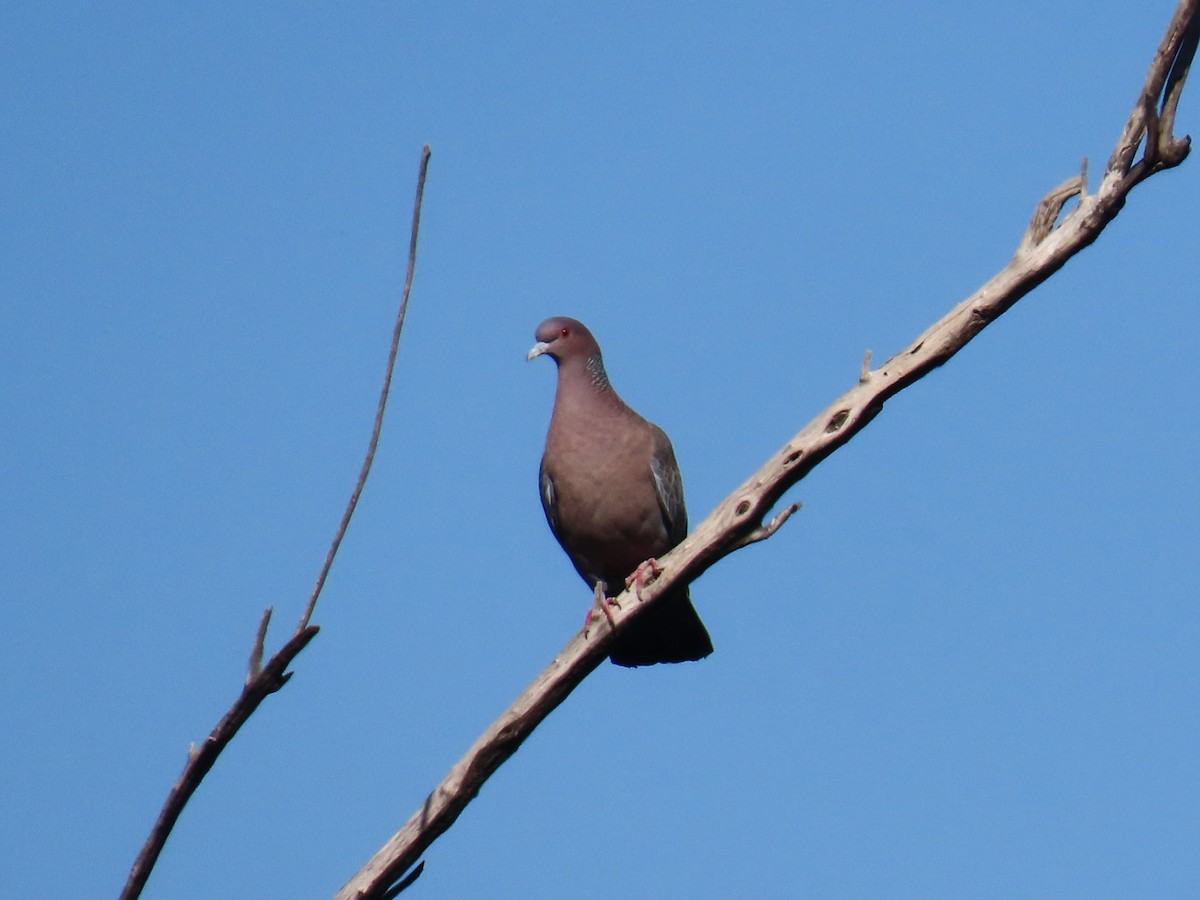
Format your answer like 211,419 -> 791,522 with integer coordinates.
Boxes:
649,427 -> 688,546
538,459 -> 560,537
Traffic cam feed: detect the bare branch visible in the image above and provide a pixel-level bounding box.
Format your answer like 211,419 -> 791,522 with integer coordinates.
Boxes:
1019,163 -> 1087,252
300,144 -> 433,632
1163,9 -> 1200,132
335,628 -> 614,899
1107,0 -> 1197,184
120,146 -> 433,900
247,606 -> 272,683
728,502 -> 802,551
121,625 -> 320,900
335,5 -> 1197,896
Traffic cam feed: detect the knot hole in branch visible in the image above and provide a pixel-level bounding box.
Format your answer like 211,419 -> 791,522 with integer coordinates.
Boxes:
825,409 -> 850,433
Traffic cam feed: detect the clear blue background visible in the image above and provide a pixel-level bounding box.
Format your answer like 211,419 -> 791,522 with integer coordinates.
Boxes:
3,3 -> 1198,898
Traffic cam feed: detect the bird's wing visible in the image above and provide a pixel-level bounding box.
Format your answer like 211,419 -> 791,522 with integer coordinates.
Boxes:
648,425 -> 688,547
538,457 -> 561,538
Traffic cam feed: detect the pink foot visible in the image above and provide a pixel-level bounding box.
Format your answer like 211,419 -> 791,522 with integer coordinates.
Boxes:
583,582 -> 620,636
625,558 -> 664,599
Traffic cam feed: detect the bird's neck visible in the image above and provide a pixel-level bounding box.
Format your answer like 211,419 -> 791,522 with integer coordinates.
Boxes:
552,353 -> 626,418
582,353 -> 612,393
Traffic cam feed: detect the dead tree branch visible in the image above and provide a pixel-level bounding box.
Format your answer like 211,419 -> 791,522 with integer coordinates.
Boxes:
335,4 -> 1197,896
120,145 -> 433,900
299,144 -> 433,633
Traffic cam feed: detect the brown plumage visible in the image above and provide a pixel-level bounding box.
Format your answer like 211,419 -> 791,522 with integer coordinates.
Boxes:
528,316 -> 713,667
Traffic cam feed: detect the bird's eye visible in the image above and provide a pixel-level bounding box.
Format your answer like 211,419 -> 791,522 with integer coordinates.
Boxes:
560,327 -> 570,338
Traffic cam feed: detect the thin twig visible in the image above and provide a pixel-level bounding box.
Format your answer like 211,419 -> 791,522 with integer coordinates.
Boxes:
1107,0 -> 1197,184
300,144 -> 433,632
247,606 -> 272,682
728,502 -> 802,551
1018,169 -> 1088,252
335,4 -> 1196,895
1163,10 -> 1200,131
120,145 -> 433,900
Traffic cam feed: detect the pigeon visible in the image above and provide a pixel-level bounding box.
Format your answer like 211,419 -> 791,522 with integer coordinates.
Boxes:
528,316 -> 713,667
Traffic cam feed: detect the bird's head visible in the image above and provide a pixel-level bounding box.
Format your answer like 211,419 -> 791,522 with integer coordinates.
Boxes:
527,317 -> 599,365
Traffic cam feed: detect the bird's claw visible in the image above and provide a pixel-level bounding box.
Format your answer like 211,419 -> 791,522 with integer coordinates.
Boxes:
625,558 -> 664,600
584,581 -> 619,637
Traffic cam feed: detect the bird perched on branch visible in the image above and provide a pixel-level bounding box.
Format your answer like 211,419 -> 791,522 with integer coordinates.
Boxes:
528,316 -> 713,667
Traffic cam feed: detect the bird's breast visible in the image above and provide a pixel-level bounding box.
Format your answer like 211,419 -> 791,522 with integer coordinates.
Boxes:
543,433 -> 669,575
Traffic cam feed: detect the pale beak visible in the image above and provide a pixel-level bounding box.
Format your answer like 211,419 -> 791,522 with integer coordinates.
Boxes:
527,341 -> 551,361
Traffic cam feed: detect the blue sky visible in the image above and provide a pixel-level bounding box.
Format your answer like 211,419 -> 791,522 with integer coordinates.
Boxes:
3,3 -> 1198,898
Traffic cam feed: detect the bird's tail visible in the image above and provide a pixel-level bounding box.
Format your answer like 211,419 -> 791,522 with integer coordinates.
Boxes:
608,588 -> 713,667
